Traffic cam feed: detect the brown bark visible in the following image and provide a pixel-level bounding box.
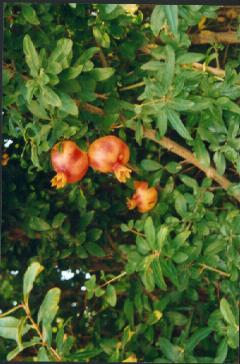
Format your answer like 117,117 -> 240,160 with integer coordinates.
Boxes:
191,31 -> 240,45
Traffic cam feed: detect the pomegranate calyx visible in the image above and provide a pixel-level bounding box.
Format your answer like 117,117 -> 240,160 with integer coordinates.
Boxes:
114,164 -> 132,183
51,172 -> 67,189
127,196 -> 137,210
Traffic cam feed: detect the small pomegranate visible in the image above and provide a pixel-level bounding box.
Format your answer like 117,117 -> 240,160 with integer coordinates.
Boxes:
88,135 -> 132,183
50,140 -> 88,189
127,181 -> 158,213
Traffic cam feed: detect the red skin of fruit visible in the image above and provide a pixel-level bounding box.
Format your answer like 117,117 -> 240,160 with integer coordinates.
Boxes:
88,135 -> 131,183
127,181 -> 158,213
51,140 -> 88,187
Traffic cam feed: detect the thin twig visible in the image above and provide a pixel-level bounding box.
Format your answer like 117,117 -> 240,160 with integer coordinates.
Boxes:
23,303 -> 62,361
199,263 -> 230,277
0,304 -> 23,318
99,271 -> 127,289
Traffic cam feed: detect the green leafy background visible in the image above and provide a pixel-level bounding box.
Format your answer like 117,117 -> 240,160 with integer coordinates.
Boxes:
1,3 -> 239,362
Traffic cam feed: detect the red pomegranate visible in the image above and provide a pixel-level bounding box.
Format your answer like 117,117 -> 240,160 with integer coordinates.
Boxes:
127,181 -> 158,213
88,135 -> 132,183
50,140 -> 88,189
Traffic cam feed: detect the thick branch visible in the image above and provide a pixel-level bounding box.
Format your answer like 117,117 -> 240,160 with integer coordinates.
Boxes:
191,31 -> 240,45
78,102 -> 240,203
142,128 -> 240,203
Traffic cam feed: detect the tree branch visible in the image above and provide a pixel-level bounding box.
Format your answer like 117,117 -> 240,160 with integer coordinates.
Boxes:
191,31 -> 240,45
77,101 -> 240,203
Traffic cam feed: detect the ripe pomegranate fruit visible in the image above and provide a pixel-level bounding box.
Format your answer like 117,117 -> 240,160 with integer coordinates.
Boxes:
88,135 -> 132,183
50,140 -> 88,189
127,181 -> 158,213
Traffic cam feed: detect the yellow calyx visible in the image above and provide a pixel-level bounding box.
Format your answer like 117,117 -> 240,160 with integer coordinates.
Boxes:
127,197 -> 137,210
51,172 -> 67,189
114,165 -> 132,183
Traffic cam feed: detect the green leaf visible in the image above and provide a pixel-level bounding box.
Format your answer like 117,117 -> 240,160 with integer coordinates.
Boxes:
157,108 -> 168,137
185,327 -> 212,353
37,347 -> 50,361
29,216 -> 50,231
141,159 -> 161,172
38,287 -> 61,325
91,67 -> 115,81
87,228 -> 103,242
167,108 -> 192,140
170,98 -> 194,112
165,161 -> 182,174
23,35 -> 40,77
163,5 -> 179,36
135,120 -> 143,146
23,262 -> 44,303
46,61 -> 62,75
6,338 -> 41,361
159,337 -> 182,362
176,52 -> 205,64
75,47 -> 99,65
93,27 -> 110,48
161,260 -> 179,288
167,312 -> 188,326
58,92 -> 78,116
157,226 -> 169,251
136,236 -> 151,255
163,45 -> 175,90
194,138 -> 210,168
144,217 -> 156,250
49,38 -> 73,63
151,256 -> 167,290
22,5 -> 40,25
141,268 -> 155,292
204,240 -> 225,256
214,151 -> 226,176
104,4 -> 118,14
68,348 -> 103,361
214,338 -> 228,364
0,317 -> 19,341
124,299 -> 134,325
86,242 -> 106,257
41,86 -> 62,107
173,252 -> 188,264
174,191 -> 187,217
60,65 -> 83,80
150,5 -> 165,37
27,100 -> 50,120
179,175 -> 198,193
220,298 -> 236,326
52,213 -> 66,229
106,285 -> 117,307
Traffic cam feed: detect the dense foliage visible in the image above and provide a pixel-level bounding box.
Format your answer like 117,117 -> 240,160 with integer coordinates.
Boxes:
1,3 -> 240,362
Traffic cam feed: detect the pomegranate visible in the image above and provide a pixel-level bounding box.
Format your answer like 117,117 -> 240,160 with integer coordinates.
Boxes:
127,181 -> 158,213
88,135 -> 131,183
50,140 -> 88,189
